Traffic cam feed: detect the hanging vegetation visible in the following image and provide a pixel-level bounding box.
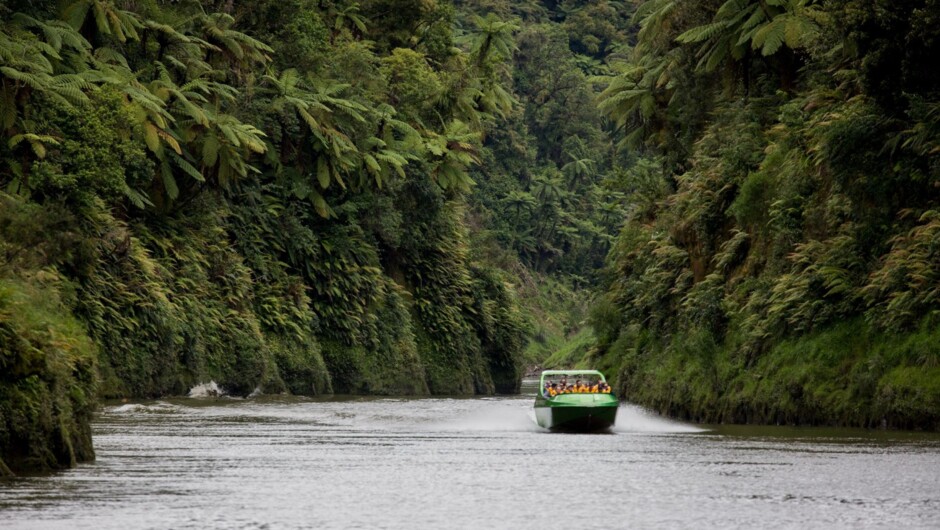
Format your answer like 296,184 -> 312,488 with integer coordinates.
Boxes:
591,0 -> 940,429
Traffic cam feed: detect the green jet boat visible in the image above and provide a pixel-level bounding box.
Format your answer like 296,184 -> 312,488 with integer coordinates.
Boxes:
534,370 -> 618,432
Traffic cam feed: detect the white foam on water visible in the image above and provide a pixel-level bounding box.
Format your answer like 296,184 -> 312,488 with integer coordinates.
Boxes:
110,401 -> 180,414
432,401 -> 543,433
613,403 -> 706,433
433,394 -> 706,434
112,403 -> 146,413
187,381 -> 224,397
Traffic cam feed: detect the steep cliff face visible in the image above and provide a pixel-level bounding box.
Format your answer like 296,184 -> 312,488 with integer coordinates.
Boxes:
0,0 -> 531,474
588,0 -> 940,428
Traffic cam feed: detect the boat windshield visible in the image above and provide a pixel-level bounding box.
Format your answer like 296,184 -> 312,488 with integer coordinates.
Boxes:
539,370 -> 605,386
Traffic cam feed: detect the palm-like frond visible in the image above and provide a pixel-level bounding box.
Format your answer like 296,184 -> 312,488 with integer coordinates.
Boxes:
425,120 -> 481,192
8,133 -> 60,159
464,13 -> 520,66
676,0 -> 825,69
190,13 -> 273,68
62,0 -> 142,43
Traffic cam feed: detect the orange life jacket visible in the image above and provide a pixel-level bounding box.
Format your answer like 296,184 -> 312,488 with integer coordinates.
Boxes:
548,388 -> 557,397
591,385 -> 599,393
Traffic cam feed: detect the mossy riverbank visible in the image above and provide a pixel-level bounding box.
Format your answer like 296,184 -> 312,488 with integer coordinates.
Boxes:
593,317 -> 940,430
0,279 -> 97,476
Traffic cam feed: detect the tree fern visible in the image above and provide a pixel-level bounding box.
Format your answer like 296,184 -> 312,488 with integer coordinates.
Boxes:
752,17 -> 787,56
62,0 -> 142,43
676,21 -> 730,44
8,133 -> 60,159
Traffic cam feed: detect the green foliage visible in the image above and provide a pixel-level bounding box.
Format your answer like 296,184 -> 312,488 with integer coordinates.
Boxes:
729,171 -> 774,228
5,89 -> 151,208
464,13 -> 519,66
864,210 -> 940,330
674,0 -> 827,68
0,0 -> 641,473
468,263 -> 528,393
319,281 -> 429,395
607,317 -> 940,429
74,198 -> 332,397
590,0 -> 940,427
0,194 -> 95,475
0,192 -> 83,272
0,1 -> 278,206
380,48 -> 444,124
541,328 -> 595,370
0,273 -> 97,474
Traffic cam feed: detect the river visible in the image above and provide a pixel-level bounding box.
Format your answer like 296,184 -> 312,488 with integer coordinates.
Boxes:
2,381 -> 940,529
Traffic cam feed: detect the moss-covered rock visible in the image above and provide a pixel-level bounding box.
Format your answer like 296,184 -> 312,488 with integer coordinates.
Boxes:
0,278 -> 97,474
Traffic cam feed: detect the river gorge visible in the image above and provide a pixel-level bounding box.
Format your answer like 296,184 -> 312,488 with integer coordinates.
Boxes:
2,381 -> 939,529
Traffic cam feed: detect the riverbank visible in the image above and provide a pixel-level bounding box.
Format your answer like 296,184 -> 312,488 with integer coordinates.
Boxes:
598,317 -> 940,430
0,278 -> 97,476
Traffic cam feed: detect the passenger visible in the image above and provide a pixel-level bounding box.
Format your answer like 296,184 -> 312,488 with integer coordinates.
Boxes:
548,383 -> 558,397
575,379 -> 583,393
591,381 -> 599,393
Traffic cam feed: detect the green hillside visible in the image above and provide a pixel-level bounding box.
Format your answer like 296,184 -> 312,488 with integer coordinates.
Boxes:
588,0 -> 940,429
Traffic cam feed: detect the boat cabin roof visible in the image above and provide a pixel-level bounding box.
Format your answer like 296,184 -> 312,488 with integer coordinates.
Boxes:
538,370 -> 607,386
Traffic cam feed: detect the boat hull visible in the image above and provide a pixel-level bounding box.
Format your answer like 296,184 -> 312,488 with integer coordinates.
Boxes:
534,394 -> 618,432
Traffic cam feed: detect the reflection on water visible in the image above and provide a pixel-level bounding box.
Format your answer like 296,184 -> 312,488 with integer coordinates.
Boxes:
2,381 -> 939,529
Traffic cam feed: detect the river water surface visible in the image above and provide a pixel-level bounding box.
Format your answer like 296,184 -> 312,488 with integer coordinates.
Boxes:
2,381 -> 940,529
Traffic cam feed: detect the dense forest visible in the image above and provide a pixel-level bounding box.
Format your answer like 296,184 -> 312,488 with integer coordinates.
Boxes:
1,0 -> 939,476
587,0 -> 940,429
0,0 -> 627,474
